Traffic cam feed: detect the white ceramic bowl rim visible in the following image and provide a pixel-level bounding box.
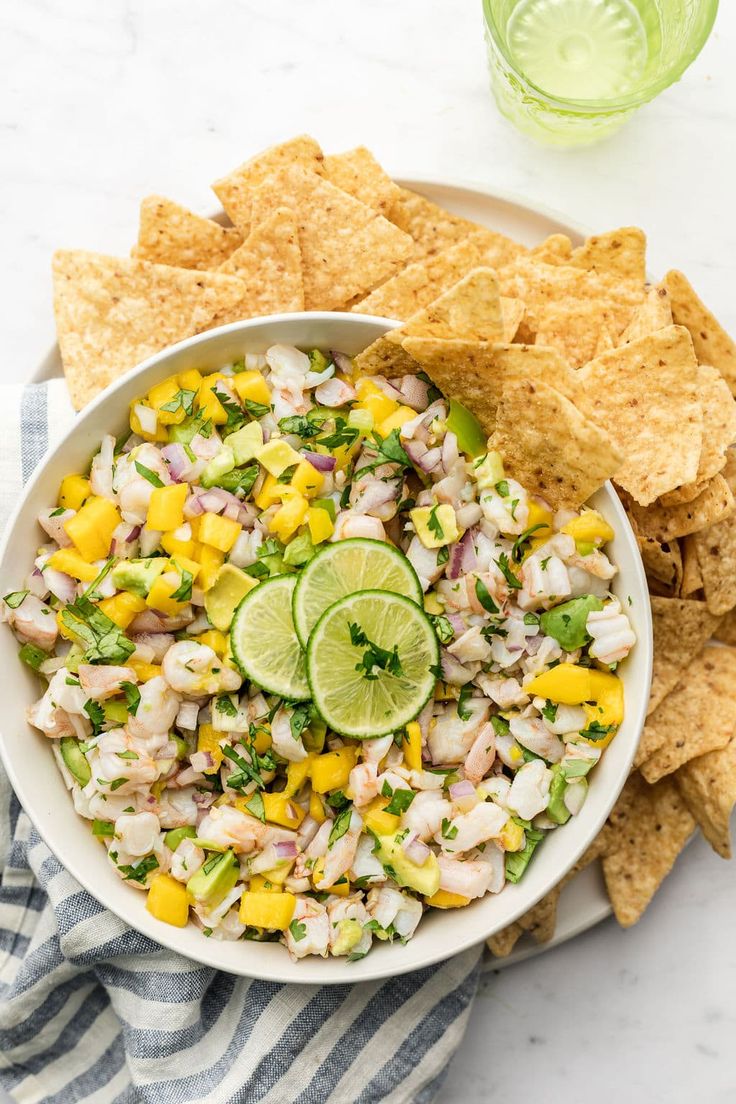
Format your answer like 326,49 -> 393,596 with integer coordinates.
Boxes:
0,311 -> 652,984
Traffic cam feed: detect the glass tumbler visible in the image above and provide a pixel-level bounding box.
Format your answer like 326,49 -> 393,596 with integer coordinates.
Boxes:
482,0 -> 719,145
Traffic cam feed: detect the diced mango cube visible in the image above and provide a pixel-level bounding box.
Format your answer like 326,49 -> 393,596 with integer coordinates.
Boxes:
254,473 -> 283,510
269,493 -> 308,543
410,503 -> 460,549
193,629 -> 227,657
310,745 -> 358,794
239,890 -> 296,930
403,721 -> 423,773
197,373 -> 228,425
499,818 -> 525,852
64,497 -> 121,561
47,548 -> 99,582
249,874 -> 281,893
290,460 -> 324,499
562,509 -> 614,546
262,792 -> 306,830
146,574 -> 188,616
161,531 -> 199,560
130,402 -> 168,442
309,790 -> 326,824
147,483 -> 189,531
197,723 -> 224,773
362,798 -> 400,836
307,505 -> 334,544
146,873 -> 190,927
232,370 -> 271,408
58,474 -> 90,512
376,405 -> 417,438
283,756 -> 314,798
354,378 -> 398,424
199,512 -> 242,553
257,439 -> 303,478
527,500 -> 554,539
425,889 -> 470,909
197,545 -> 225,591
148,375 -> 186,425
128,659 -> 162,682
177,368 -> 203,392
98,591 -> 146,629
423,593 -> 443,615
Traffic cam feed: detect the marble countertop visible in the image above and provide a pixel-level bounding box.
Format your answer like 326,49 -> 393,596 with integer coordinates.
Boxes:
1,2 -> 735,1100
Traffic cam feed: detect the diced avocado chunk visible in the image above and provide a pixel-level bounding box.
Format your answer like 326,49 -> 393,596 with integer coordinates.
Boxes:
540,595 -> 604,651
447,398 -> 486,458
308,349 -> 330,373
200,446 -> 235,489
302,703 -> 327,754
311,497 -> 336,522
332,918 -> 363,956
169,411 -> 210,445
64,643 -> 84,674
505,826 -> 544,883
164,825 -> 197,852
186,849 -> 239,907
92,819 -> 115,836
111,557 -> 168,598
374,832 -> 440,896
227,421 -> 264,465
18,642 -> 48,671
473,449 -> 505,490
171,734 -> 189,761
283,531 -> 315,567
60,736 -> 91,787
103,700 -> 129,726
204,563 -> 258,631
546,764 -> 571,825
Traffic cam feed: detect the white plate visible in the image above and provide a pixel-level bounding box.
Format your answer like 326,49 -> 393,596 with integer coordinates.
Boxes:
19,180 -> 638,978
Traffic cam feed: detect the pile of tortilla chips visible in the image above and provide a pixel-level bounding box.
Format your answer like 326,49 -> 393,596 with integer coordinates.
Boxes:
49,135 -> 736,957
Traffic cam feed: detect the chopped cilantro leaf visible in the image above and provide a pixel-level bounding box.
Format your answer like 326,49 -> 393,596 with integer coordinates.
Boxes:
496,552 -> 522,590
475,577 -> 499,613
134,461 -> 164,487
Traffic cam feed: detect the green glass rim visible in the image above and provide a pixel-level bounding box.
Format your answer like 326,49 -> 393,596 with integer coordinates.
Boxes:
482,0 -> 719,113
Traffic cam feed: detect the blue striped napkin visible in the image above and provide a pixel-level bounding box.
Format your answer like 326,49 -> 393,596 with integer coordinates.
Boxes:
0,381 -> 483,1104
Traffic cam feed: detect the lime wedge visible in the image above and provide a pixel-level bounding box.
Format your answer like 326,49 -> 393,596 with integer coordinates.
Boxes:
230,574 -> 309,699
307,589 -> 438,738
292,538 -> 422,647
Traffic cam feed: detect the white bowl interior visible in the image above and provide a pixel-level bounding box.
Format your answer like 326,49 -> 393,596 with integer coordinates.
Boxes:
0,312 -> 652,984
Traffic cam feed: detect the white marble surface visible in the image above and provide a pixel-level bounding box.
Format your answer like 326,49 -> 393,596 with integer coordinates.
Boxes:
1,1 -> 735,1101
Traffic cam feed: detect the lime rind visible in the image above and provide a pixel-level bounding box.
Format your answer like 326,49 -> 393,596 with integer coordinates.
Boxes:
306,589 -> 438,739
292,538 -> 423,647
230,574 -> 310,700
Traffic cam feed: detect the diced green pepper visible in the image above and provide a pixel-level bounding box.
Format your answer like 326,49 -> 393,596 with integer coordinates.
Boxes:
446,399 -> 486,458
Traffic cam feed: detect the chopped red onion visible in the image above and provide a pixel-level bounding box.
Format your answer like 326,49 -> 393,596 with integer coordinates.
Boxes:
448,530 -> 478,580
274,840 -> 298,860
402,834 -> 430,865
303,450 -> 336,472
176,701 -> 200,730
223,501 -> 241,522
404,439 -> 442,474
192,789 -> 215,806
190,751 -> 213,772
121,433 -> 143,454
371,375 -> 405,403
397,374 -> 430,412
449,780 -> 476,801
440,648 -> 474,686
133,403 -> 157,436
446,613 -> 466,635
330,350 -> 353,375
126,525 -> 142,543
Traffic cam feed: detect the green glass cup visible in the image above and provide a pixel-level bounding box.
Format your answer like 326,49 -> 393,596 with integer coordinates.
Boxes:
483,0 -> 719,145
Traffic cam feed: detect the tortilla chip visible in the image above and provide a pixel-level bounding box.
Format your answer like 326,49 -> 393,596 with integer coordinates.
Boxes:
208,207 -> 303,326
132,196 -> 242,270
602,772 -> 695,927
529,233 -> 573,264
664,269 -> 736,393
487,886 -> 561,957
321,146 -> 400,215
658,480 -> 709,508
500,297 -> 525,342
623,474 -> 734,543
352,338 -> 419,379
715,608 -> 736,646
639,646 -> 736,782
351,229 -> 520,321
212,135 -> 324,236
675,736 -> 736,859
496,257 -> 644,335
577,326 -> 702,506
639,536 -> 683,591
679,535 -> 704,597
385,187 -> 494,259
52,251 -> 246,410
249,166 -> 413,311
535,299 -> 621,369
489,377 -> 622,511
658,365 -> 736,508
400,338 -> 578,437
487,922 -> 523,957
569,227 -> 646,284
648,597 -> 720,716
618,284 -> 672,344
692,512 -> 736,616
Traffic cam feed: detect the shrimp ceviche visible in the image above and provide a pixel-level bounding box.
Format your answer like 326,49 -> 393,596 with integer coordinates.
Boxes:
3,343 -> 636,962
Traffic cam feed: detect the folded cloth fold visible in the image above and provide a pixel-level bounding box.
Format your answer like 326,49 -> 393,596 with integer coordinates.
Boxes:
0,381 -> 482,1104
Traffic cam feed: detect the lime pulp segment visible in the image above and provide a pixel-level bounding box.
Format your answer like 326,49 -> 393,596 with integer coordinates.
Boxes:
306,589 -> 438,739
230,574 -> 310,700
292,538 -> 423,647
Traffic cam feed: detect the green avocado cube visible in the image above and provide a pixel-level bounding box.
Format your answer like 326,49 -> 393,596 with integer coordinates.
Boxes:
186,849 -> 239,907
540,595 -> 604,652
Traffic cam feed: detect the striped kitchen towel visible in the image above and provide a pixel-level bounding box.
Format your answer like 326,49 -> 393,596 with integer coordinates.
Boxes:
0,380 -> 483,1104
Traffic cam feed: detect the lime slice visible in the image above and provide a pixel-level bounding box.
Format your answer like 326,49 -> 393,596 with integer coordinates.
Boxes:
230,574 -> 309,699
292,538 -> 422,647
307,589 -> 438,738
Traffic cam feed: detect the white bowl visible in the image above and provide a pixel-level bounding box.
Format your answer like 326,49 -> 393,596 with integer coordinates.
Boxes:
0,312 -> 652,984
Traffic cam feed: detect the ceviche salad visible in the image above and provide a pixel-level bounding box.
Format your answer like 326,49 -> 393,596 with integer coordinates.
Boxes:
2,344 -> 636,962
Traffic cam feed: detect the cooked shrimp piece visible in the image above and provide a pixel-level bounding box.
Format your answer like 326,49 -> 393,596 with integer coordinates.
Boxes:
114,811 -> 160,856
428,698 -> 491,764
156,786 -> 201,828
401,789 -> 452,841
331,510 -> 387,542
350,835 -> 386,886
507,759 -> 552,820
348,762 -> 379,807
78,664 -> 137,701
321,811 -> 362,888
7,594 -> 58,651
436,802 -> 507,853
285,897 -> 330,959
126,676 -> 180,739
587,598 -> 636,664
162,641 -> 242,697
315,377 -> 356,407
437,854 -> 496,899
270,706 -> 308,762
169,837 -> 205,882
94,729 -> 161,794
196,805 -> 269,854
366,886 -> 423,939
37,507 -> 74,546
464,723 -> 496,784
509,716 -> 565,763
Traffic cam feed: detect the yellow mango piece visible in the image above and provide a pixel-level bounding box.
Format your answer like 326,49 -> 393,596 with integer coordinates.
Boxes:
249,874 -> 281,893
254,473 -> 283,510
239,891 -> 296,930
98,591 -> 146,629
257,439 -> 302,478
262,792 -> 306,830
178,368 -> 203,392
362,798 -> 401,836
147,483 -> 189,532
583,670 -> 625,731
148,375 -> 186,426
232,370 -> 271,407
289,460 -> 324,499
169,554 -> 201,583
306,506 -> 334,544
376,405 -> 417,438
527,500 -> 554,539
161,531 -> 198,560
197,545 -> 225,591
526,663 -> 594,705
354,378 -> 398,424
46,548 -> 99,582
197,723 -> 224,773
64,497 -> 121,562
425,889 -> 470,909
58,474 -> 90,512
309,790 -> 326,824
56,609 -> 76,641
403,721 -> 423,773
259,862 -> 293,887
146,873 -> 190,927
423,593 -> 444,615
128,660 -> 162,682
312,858 -> 350,896
310,745 -> 358,794
197,373 -> 228,425
269,493 -> 309,543
499,818 -> 525,852
193,629 -> 228,657
199,512 -> 242,553
562,509 -> 614,545
146,574 -> 188,616
410,503 -> 460,549
129,401 -> 168,442
283,757 -> 314,799
251,726 -> 272,754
